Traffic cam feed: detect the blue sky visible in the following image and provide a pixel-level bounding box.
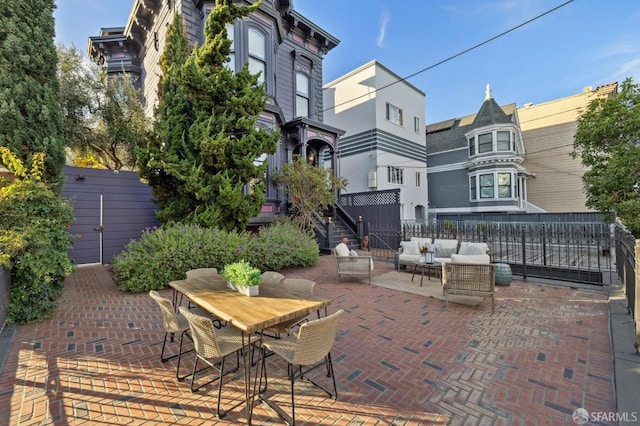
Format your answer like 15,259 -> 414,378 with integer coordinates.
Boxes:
54,0 -> 640,124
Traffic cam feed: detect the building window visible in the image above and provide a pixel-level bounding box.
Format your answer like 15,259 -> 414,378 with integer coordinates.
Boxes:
226,23 -> 235,72
478,133 -> 492,153
386,103 -> 403,126
470,175 -> 477,200
498,173 -> 512,198
415,171 -> 421,188
468,137 -> 475,156
497,131 -> 511,151
414,116 -> 420,133
295,72 -> 309,117
479,174 -> 494,198
387,166 -> 404,185
248,28 -> 266,85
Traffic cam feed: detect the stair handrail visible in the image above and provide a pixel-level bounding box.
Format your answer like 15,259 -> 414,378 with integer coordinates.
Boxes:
335,204 -> 358,235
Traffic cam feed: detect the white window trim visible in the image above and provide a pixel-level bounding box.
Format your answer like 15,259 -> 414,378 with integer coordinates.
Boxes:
469,170 -> 517,201
387,166 -> 404,185
386,102 -> 403,127
466,126 -> 518,157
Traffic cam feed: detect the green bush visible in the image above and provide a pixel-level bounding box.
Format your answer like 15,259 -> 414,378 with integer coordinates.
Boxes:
248,219 -> 319,271
110,223 -> 249,293
110,219 -> 319,293
0,149 -> 74,324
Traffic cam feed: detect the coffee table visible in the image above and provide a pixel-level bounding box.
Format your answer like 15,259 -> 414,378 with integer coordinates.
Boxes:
411,261 -> 441,287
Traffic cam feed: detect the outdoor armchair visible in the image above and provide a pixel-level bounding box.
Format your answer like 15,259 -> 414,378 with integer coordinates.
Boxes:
442,263 -> 496,314
334,248 -> 373,284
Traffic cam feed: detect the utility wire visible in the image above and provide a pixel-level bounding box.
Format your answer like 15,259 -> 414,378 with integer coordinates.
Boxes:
319,0 -> 574,116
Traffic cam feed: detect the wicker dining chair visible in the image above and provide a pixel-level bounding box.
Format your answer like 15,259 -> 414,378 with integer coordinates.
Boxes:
178,306 -> 257,418
259,309 -> 344,425
263,278 -> 318,337
183,269 -> 225,328
148,290 -> 197,381
186,268 -> 218,278
260,271 -> 285,287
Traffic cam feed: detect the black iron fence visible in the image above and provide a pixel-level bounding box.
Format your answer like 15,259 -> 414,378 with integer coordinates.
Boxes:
367,219 -> 615,286
615,224 -> 637,317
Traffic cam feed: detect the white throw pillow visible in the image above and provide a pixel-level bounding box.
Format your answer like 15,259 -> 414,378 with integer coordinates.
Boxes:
410,237 -> 432,247
450,254 -> 490,264
433,239 -> 459,251
349,249 -> 358,257
459,242 -> 488,256
335,243 -> 350,257
435,245 -> 457,258
400,241 -> 420,255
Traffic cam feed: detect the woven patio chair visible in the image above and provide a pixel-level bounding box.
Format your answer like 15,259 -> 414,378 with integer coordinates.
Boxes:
186,268 -> 218,278
265,278 -> 318,336
183,268 -> 225,328
259,309 -> 344,425
178,306 -> 258,418
149,290 -> 199,381
442,262 -> 496,314
260,271 -> 285,287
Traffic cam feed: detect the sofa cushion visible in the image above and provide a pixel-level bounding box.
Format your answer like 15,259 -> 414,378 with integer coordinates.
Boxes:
400,241 -> 420,255
435,246 -> 457,258
451,254 -> 491,264
459,242 -> 489,256
433,239 -> 458,251
335,243 -> 350,257
410,237 -> 432,248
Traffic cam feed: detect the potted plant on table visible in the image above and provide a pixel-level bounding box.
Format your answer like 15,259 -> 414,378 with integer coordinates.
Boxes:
221,260 -> 262,296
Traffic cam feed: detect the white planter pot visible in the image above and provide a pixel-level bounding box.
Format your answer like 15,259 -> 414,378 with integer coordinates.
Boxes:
227,281 -> 239,291
237,285 -> 259,297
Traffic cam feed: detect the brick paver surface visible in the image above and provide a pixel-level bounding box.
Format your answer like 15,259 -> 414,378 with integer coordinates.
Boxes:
0,255 -> 616,425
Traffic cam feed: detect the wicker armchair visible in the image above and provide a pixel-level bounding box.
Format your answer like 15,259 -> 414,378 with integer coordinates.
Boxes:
259,309 -> 344,425
441,263 -> 496,314
334,248 -> 372,284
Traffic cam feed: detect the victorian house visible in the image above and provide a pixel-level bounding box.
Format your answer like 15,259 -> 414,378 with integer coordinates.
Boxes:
87,0 -> 343,226
426,85 -> 531,216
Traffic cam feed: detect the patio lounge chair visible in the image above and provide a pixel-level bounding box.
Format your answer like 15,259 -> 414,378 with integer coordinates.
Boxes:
442,262 -> 496,314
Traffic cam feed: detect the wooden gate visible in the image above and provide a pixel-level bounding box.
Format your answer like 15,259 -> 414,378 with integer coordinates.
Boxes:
62,167 -> 160,265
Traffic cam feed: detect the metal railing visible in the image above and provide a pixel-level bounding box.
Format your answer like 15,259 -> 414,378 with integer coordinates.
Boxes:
367,219 -> 615,286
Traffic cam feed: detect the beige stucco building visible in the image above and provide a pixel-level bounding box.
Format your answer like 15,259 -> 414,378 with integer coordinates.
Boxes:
518,83 -> 617,212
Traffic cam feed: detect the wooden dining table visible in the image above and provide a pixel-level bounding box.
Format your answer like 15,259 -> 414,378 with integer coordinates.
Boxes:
169,274 -> 332,424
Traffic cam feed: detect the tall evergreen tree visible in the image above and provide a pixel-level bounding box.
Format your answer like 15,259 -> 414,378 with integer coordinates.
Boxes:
0,0 -> 65,191
139,1 -> 279,231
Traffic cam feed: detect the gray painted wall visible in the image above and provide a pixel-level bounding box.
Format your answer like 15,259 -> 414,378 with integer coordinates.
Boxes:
62,166 -> 160,265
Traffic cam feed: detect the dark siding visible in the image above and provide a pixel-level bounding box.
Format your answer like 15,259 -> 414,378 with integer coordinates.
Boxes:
428,168 -> 471,209
62,166 -> 160,265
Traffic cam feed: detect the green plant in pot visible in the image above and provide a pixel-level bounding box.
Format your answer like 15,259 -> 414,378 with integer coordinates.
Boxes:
221,260 -> 262,296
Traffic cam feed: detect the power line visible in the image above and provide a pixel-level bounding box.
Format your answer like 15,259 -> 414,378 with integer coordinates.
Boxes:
319,0 -> 574,117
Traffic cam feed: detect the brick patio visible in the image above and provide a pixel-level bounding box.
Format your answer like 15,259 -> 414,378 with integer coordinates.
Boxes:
0,255 -> 616,425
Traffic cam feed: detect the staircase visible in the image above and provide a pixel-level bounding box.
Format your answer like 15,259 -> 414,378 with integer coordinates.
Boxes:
328,217 -> 358,248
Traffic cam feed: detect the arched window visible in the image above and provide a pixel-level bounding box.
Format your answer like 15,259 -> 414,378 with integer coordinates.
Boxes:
248,28 -> 266,85
295,72 -> 309,117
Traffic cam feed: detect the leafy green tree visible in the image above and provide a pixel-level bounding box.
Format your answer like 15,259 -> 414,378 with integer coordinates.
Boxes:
272,156 -> 347,230
0,0 -> 65,191
138,1 -> 279,231
572,77 -> 640,235
57,45 -> 147,170
0,147 -> 74,324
